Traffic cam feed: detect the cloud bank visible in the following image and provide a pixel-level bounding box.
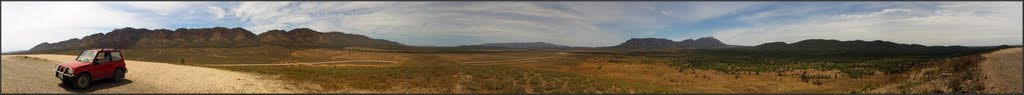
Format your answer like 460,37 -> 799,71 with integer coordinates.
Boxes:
713,2 -> 1022,46
225,2 -> 754,47
2,2 -> 162,52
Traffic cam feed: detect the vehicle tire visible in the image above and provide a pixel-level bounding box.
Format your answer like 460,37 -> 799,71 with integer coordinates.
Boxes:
72,74 -> 91,89
112,69 -> 125,82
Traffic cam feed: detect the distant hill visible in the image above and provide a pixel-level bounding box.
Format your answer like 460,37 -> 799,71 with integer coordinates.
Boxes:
459,42 -> 569,48
756,39 -> 946,49
28,27 -> 405,52
611,37 -> 730,49
751,39 -> 1006,56
256,28 -> 405,48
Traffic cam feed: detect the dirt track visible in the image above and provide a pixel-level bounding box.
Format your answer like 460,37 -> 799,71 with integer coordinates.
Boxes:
1,54 -> 299,93
979,47 -> 1023,93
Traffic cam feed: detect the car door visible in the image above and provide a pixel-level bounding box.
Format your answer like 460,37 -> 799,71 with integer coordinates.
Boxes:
110,51 -> 123,65
92,52 -> 114,79
109,51 -> 125,70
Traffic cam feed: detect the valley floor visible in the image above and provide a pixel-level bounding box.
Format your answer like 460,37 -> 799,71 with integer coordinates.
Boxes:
5,47 -> 1021,94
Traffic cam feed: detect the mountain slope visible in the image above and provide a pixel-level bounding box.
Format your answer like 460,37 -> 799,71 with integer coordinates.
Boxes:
256,28 -> 405,48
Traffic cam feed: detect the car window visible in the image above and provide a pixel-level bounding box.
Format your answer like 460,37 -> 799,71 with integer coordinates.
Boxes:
95,52 -> 110,63
75,51 -> 96,62
111,52 -> 122,61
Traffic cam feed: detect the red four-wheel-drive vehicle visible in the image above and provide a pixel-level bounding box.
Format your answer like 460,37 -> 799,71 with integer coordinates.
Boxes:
54,49 -> 127,89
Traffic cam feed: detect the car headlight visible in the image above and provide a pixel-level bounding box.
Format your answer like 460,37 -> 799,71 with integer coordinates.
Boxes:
68,68 -> 73,73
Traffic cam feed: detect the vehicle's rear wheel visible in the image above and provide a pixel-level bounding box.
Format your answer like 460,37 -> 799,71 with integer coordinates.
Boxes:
112,69 -> 125,82
72,74 -> 91,89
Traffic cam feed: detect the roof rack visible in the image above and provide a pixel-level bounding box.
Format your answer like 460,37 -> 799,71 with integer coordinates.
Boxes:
90,48 -> 117,51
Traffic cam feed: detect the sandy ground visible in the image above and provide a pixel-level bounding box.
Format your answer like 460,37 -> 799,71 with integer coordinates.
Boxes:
979,48 -> 1023,93
201,60 -> 398,67
1,54 -> 299,93
460,52 -> 568,65
460,56 -> 558,65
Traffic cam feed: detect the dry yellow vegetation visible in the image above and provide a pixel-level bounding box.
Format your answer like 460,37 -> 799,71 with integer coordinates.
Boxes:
25,46 -> 1017,94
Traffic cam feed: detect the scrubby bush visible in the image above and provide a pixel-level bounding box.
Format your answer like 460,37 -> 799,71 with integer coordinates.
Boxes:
668,45 -> 998,78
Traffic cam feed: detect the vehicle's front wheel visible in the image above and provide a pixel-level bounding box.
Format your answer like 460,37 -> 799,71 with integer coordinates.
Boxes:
72,74 -> 91,89
112,69 -> 125,82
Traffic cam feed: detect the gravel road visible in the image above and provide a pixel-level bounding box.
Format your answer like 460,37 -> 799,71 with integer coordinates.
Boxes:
978,47 -> 1023,94
2,54 -> 299,93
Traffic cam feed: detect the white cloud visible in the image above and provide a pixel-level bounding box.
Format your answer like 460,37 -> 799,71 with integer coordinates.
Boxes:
109,2 -> 194,16
714,2 -> 1023,46
229,2 -> 684,47
1,2 -> 162,52
331,2 -> 619,46
207,6 -> 226,19
667,2 -> 756,23
223,2 -> 761,47
232,2 -> 298,33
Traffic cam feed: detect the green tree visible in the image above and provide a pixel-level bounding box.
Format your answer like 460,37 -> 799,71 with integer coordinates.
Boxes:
179,57 -> 186,64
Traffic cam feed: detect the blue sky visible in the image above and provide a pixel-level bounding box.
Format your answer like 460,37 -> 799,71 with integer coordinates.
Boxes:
2,2 -> 1022,52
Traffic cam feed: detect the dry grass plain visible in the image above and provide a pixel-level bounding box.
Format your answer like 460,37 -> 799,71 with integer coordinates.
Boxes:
494,52 -> 902,93
25,46 -> 1019,94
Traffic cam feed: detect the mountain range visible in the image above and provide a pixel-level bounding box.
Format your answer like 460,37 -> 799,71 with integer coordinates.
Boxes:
460,42 -> 570,48
29,27 -> 405,52
755,39 -> 965,49
611,37 -> 730,49
26,27 -> 984,53
28,27 -> 735,52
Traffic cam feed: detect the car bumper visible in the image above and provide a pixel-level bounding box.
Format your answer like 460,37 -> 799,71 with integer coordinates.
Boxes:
55,71 -> 74,80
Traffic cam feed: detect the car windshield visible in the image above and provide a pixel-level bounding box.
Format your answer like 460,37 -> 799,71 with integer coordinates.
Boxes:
75,51 -> 96,62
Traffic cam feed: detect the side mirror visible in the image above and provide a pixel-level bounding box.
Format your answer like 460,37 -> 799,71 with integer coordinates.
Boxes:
92,58 -> 102,65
